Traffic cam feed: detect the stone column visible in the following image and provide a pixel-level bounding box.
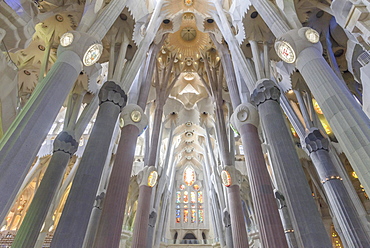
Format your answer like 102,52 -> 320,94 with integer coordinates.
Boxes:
222,166 -> 248,247
231,103 -> 288,248
131,166 -> 158,248
251,79 -> 332,247
0,31 -> 101,223
51,81 -> 126,248
304,128 -> 370,247
11,131 -> 78,248
278,27 -> 370,196
93,104 -> 147,248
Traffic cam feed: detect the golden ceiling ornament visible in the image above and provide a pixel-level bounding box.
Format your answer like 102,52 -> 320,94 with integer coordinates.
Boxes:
167,13 -> 210,59
184,0 -> 193,7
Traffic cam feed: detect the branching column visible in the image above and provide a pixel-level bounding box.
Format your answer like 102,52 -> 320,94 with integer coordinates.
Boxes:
93,104 -> 147,248
304,128 -> 370,247
51,81 -> 127,248
11,131 -> 78,248
251,79 -> 332,247
231,103 -> 288,248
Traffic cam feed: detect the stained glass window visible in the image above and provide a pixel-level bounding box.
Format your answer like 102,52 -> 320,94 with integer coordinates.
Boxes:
199,209 -> 204,223
193,184 -> 200,191
184,208 -> 188,223
190,191 -> 196,203
183,191 -> 188,203
176,209 -> 181,223
176,191 -> 181,203
180,184 -> 185,190
198,191 -> 203,203
184,166 -> 195,186
191,209 -> 196,223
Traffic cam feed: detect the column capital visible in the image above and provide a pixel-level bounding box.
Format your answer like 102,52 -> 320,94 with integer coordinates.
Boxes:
57,31 -> 102,64
53,131 -> 79,156
221,165 -> 242,187
121,104 -> 148,133
98,81 -> 127,110
251,79 -> 281,107
230,103 -> 259,131
137,166 -> 158,187
274,27 -> 323,64
303,128 -> 329,153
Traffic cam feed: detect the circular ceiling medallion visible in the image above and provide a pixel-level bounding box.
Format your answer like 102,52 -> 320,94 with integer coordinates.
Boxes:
60,33 -> 74,47
130,110 -> 142,123
221,170 -> 232,187
184,73 -> 194,80
55,14 -> 64,22
38,45 -> 45,51
148,171 -> 158,187
274,40 -> 296,64
237,109 -> 249,122
83,43 -> 103,66
181,27 -> 197,41
305,28 -> 320,44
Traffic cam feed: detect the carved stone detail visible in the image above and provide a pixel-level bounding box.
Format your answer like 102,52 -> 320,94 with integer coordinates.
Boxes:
251,79 -> 281,107
304,128 -> 329,153
53,131 -> 78,156
230,103 -> 259,130
98,81 -> 127,110
121,104 -> 148,132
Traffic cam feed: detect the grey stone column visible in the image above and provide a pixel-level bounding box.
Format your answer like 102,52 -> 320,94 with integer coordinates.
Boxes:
231,103 -> 288,248
279,27 -> 370,196
251,79 -> 332,247
11,131 -> 78,248
0,31 -> 101,223
304,128 -> 370,247
93,104 -> 147,248
51,81 -> 126,248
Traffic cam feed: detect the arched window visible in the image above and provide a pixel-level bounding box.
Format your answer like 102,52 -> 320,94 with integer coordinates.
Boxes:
174,165 -> 204,225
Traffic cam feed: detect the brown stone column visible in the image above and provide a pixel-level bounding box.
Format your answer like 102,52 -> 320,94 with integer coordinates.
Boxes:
231,103 -> 288,247
131,183 -> 153,248
93,104 -> 147,248
227,183 -> 248,247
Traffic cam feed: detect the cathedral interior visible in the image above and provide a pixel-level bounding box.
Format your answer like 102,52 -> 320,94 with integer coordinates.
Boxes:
1,0 -> 370,247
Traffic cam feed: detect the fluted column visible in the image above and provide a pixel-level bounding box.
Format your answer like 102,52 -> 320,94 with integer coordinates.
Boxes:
51,81 -> 126,248
304,128 -> 370,247
11,131 -> 78,248
277,27 -> 370,196
231,103 -> 288,248
131,166 -> 158,248
0,30 -> 104,223
221,166 -> 247,247
251,79 -> 331,247
93,104 -> 147,248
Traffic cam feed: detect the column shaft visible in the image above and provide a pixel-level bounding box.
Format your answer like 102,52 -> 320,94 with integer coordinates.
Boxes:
12,131 -> 77,248
297,47 -> 370,194
306,132 -> 370,247
252,81 -> 332,247
131,185 -> 152,248
227,185 -> 248,247
0,51 -> 82,222
93,124 -> 140,248
51,82 -> 126,248
239,123 -> 288,247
